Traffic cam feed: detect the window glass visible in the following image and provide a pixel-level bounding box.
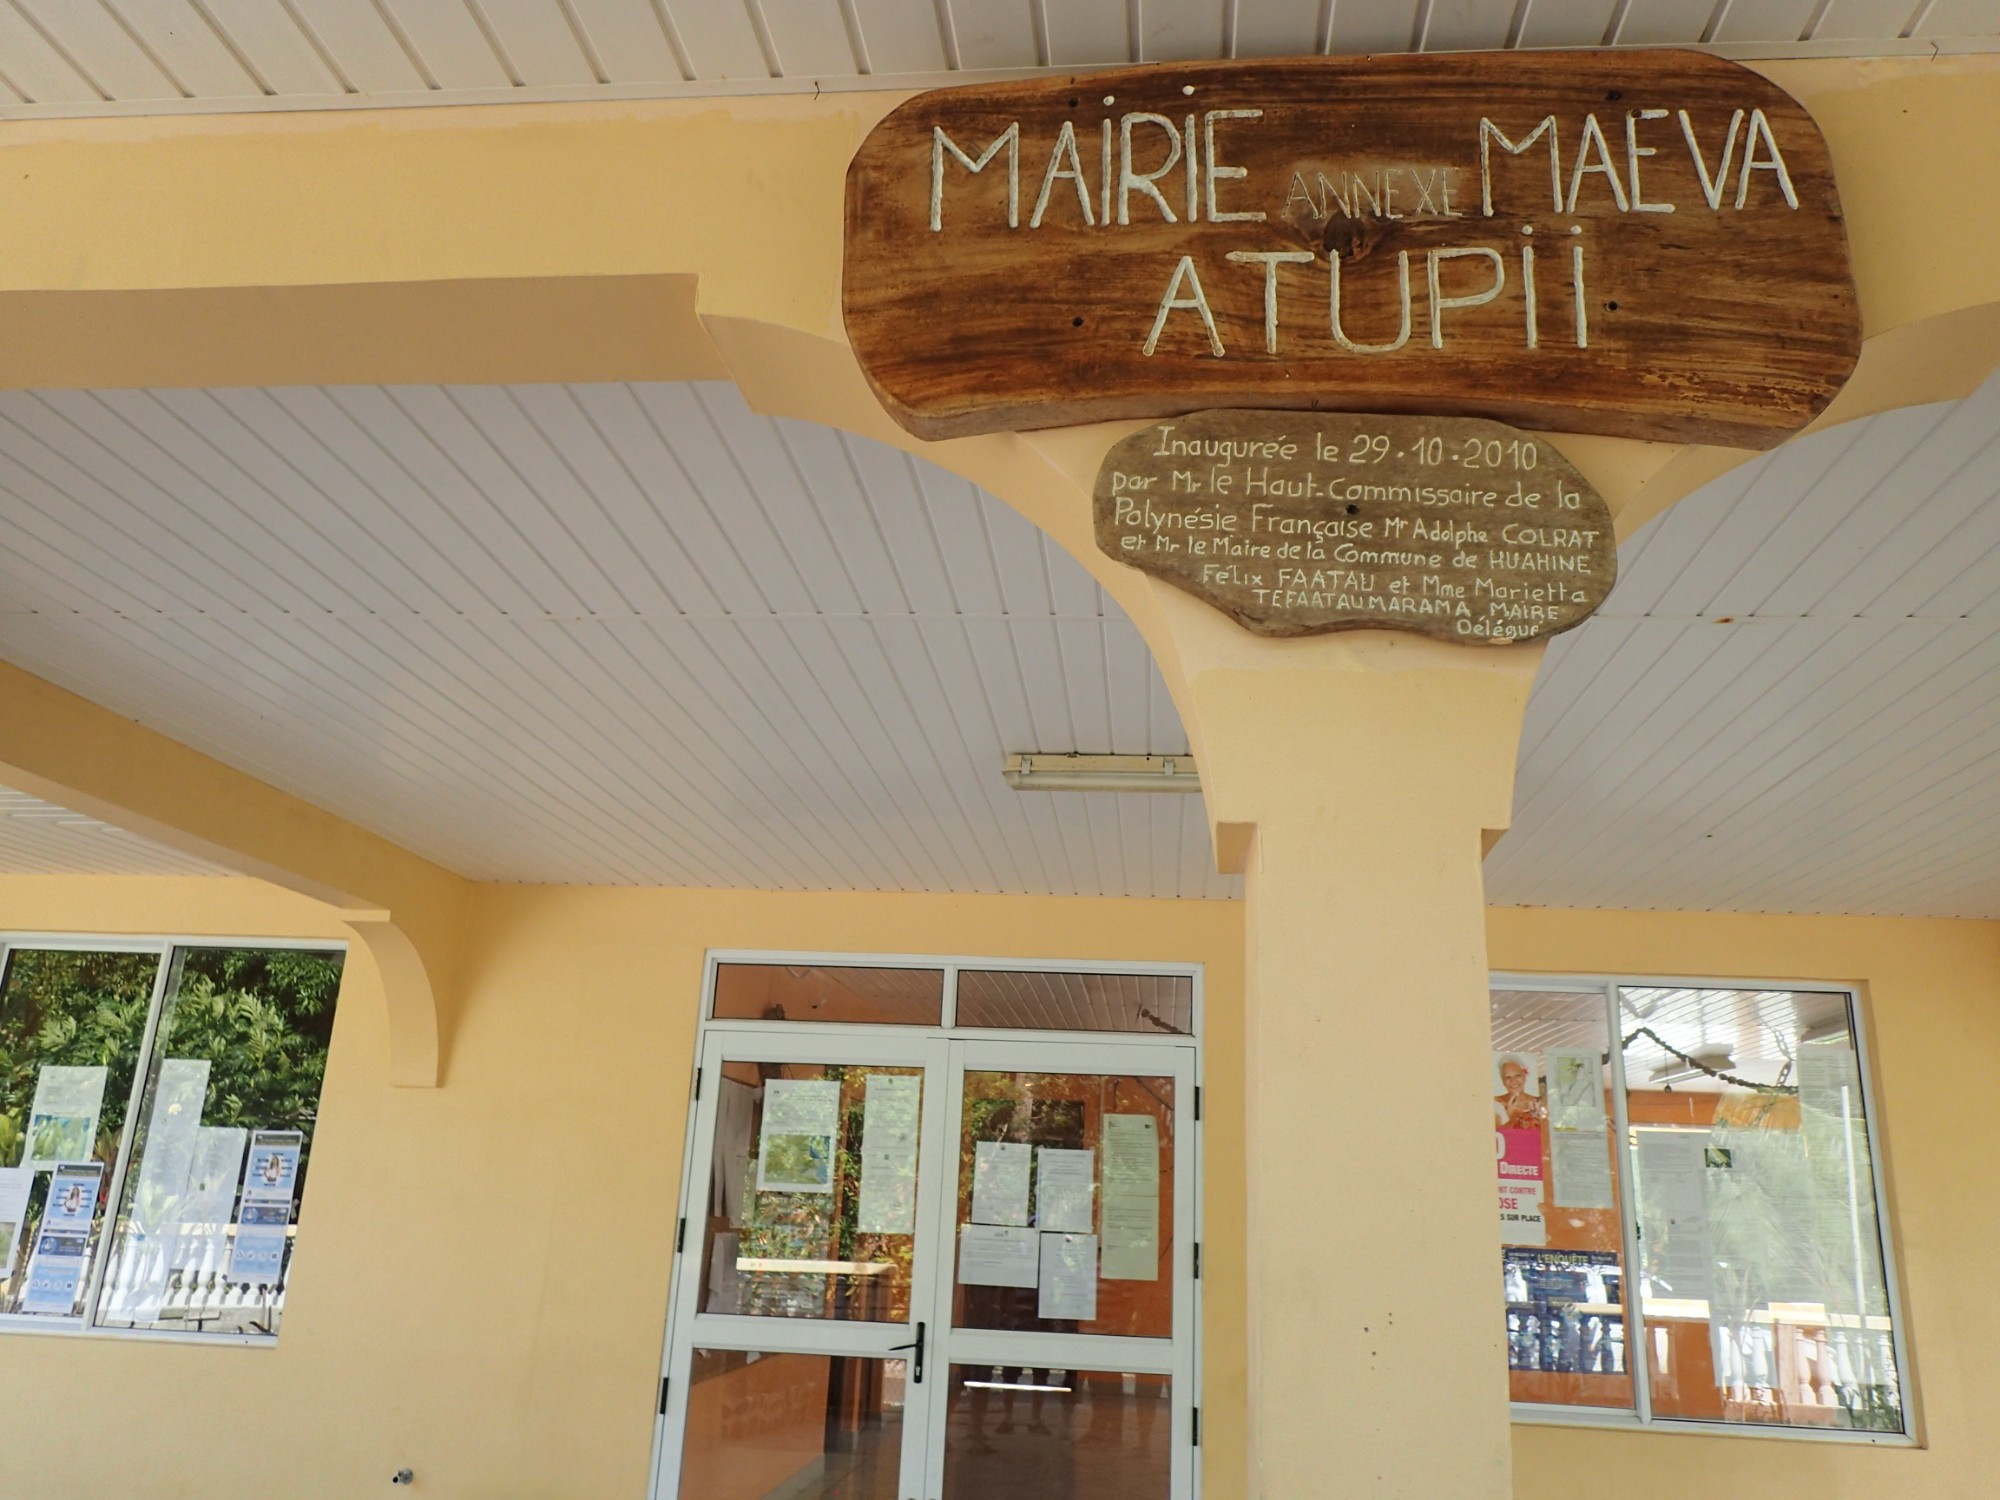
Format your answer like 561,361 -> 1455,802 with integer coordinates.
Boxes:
713,965 -> 944,1026
1622,986 -> 1904,1433
94,947 -> 343,1338
0,948 -> 160,1320
955,972 -> 1193,1035
700,1062 -> 922,1323
1489,988 -> 1634,1411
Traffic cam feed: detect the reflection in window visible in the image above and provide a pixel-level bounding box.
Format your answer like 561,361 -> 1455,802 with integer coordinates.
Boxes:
1489,989 -> 1634,1412
1622,986 -> 1902,1433
712,965 -> 944,1026
0,948 -> 160,1319
952,1070 -> 1174,1340
95,947 -> 343,1337
700,1064 -> 922,1323
942,1366 -> 1170,1500
955,971 -> 1192,1034
680,1349 -> 904,1500
1493,979 -> 1906,1435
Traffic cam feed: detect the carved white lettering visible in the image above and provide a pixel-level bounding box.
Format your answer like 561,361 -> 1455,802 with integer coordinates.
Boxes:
1479,116 -> 1562,215
1144,254 -> 1225,356
1679,108 -> 1744,211
1566,114 -> 1630,213
1030,120 -> 1094,228
1428,247 -> 1506,348
1120,113 -> 1185,225
1228,249 -> 1316,353
1736,108 -> 1799,209
931,123 -> 1019,231
1625,108 -> 1675,213
1204,109 -> 1266,222
1329,249 -> 1413,354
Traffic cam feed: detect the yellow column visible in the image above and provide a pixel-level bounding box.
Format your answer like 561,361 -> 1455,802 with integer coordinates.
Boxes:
1186,633 -> 1538,1498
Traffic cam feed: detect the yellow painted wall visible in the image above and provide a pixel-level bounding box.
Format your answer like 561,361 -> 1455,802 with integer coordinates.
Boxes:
1,876 -> 1994,1498
1492,906 -> 2000,1497
0,875 -> 1247,1500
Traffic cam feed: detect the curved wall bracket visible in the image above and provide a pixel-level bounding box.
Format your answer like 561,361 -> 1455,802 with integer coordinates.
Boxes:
344,916 -> 443,1089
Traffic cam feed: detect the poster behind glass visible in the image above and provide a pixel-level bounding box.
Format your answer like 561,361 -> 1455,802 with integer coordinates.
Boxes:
1490,990 -> 1635,1411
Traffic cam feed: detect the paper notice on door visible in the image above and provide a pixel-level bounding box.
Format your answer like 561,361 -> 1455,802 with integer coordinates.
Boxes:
21,1162 -> 103,1315
856,1074 -> 921,1234
958,1223 -> 1038,1287
971,1141 -> 1032,1226
1499,1181 -> 1546,1245
1102,1114 -> 1160,1195
229,1129 -> 302,1286
1101,1114 -> 1160,1281
1497,1127 -> 1545,1245
132,1059 -> 211,1233
1635,1130 -> 1715,1304
24,1064 -> 108,1170
1545,1050 -> 1606,1132
757,1079 -> 841,1194
1038,1232 -> 1099,1321
1543,1050 -> 1613,1209
1035,1148 -> 1095,1233
1550,1129 -> 1616,1211
174,1126 -> 246,1272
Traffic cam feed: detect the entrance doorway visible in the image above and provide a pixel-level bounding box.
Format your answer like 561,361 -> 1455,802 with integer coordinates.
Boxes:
649,955 -> 1202,1500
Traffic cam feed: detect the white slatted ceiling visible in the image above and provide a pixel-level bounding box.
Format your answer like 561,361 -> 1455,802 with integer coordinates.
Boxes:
0,381 -> 1232,898
0,787 -> 225,876
1487,368 -> 2000,920
0,0 -> 1986,114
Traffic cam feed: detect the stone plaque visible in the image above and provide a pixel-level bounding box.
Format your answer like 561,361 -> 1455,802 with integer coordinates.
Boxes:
1095,411 -> 1616,644
844,50 -> 1857,448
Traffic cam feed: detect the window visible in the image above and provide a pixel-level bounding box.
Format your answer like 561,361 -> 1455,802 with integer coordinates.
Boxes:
1492,978 -> 1907,1439
0,938 -> 345,1341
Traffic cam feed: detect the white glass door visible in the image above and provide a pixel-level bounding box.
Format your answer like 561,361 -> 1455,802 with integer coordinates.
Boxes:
652,1026 -> 1199,1500
651,1027 -> 955,1500
924,1038 -> 1199,1500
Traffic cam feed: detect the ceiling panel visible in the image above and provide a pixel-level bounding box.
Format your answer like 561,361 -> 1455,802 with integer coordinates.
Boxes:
0,381 -> 1233,899
0,0 -> 1984,116
0,787 -> 225,877
1487,368 -> 2000,919
4,367 -> 1999,916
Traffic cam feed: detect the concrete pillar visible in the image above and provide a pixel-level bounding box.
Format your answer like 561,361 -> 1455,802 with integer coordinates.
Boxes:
1189,651 -> 1537,1498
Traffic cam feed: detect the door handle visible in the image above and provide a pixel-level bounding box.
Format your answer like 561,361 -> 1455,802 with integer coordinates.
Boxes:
887,1320 -> 926,1384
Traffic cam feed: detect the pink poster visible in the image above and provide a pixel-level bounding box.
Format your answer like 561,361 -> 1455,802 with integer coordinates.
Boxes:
1498,1128 -> 1545,1246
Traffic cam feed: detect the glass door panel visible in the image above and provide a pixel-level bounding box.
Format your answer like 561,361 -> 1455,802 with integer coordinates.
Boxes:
700,1061 -> 926,1323
679,1349 -> 910,1500
941,1366 -> 1172,1500
949,1068 -> 1176,1339
657,1029 -> 953,1500
928,1040 -> 1197,1500
658,1021 -> 1200,1500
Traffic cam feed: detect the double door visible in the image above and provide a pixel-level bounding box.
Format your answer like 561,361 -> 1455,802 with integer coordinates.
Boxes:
650,1025 -> 1198,1500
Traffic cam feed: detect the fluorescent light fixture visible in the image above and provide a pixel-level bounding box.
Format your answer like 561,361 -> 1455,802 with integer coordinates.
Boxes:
735,1258 -> 892,1275
1797,1019 -> 1849,1045
1003,753 -> 1201,794
963,1380 -> 1074,1393
1650,1045 -> 1735,1087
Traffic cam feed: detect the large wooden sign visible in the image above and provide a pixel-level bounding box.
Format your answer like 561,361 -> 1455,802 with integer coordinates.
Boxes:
845,51 -> 1857,449
1096,411 -> 1616,643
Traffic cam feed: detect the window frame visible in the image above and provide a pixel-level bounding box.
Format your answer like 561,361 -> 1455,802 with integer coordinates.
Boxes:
1492,970 -> 1916,1448
0,930 -> 349,1348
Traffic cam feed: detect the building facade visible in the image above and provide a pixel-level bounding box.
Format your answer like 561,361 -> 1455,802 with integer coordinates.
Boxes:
0,6 -> 1996,1498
